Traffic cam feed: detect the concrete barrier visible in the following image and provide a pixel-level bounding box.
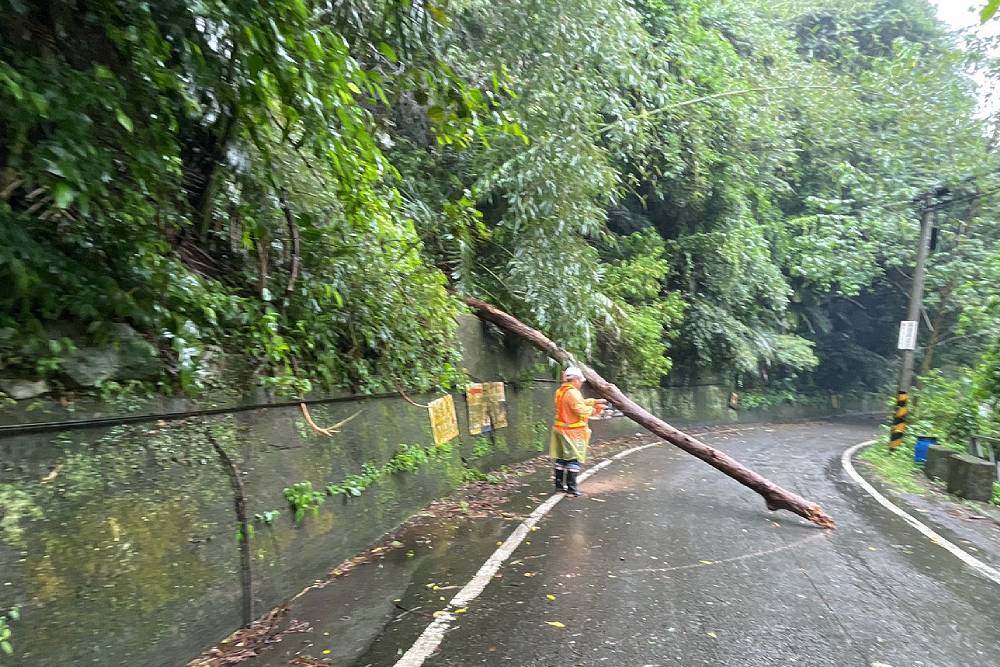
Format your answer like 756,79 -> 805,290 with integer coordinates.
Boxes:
924,445 -> 956,481
946,453 -> 997,502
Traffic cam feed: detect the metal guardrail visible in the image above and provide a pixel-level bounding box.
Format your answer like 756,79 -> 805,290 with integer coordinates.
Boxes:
969,434 -> 1000,479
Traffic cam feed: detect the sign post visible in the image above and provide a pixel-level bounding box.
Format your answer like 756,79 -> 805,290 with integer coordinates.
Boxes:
890,197 -> 934,452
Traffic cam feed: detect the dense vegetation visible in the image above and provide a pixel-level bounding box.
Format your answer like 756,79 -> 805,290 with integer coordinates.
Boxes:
1,0 -> 998,400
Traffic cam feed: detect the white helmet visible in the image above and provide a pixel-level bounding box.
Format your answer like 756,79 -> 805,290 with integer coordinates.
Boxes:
562,366 -> 584,382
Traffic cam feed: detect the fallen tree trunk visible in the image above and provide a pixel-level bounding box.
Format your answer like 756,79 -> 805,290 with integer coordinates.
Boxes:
465,297 -> 835,529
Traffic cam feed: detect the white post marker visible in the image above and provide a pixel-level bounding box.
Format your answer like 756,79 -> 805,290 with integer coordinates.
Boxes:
841,440 -> 1000,586
393,441 -> 660,667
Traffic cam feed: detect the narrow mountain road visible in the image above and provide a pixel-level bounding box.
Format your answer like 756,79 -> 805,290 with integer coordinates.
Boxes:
352,420 -> 999,667
253,420 -> 1000,667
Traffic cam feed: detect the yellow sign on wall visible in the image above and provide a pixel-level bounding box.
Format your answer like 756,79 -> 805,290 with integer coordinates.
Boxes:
428,395 -> 459,445
466,382 -> 508,435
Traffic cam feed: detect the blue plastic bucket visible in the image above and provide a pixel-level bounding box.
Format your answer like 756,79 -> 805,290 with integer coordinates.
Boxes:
914,436 -> 937,463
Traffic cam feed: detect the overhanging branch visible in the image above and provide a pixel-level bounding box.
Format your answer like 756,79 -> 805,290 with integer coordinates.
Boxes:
464,297 -> 835,529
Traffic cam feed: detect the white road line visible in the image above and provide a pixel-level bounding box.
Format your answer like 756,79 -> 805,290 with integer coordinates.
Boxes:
619,532 -> 828,576
393,441 -> 660,667
841,440 -> 1000,586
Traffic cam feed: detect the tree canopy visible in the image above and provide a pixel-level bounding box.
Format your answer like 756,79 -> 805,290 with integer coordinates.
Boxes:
1,0 -> 997,398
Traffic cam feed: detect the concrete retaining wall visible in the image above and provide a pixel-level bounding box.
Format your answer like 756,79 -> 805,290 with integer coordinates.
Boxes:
0,317 -> 876,665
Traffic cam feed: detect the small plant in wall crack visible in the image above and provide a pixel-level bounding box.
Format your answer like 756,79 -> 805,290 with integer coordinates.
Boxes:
329,465 -> 381,498
287,443 -> 455,517
383,443 -> 430,473
254,510 -> 281,525
283,482 -> 325,522
327,443 -> 440,499
1,607 -> 19,660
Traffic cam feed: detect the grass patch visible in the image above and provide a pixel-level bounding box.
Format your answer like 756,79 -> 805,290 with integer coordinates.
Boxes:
859,440 -> 927,494
862,439 -> 1000,507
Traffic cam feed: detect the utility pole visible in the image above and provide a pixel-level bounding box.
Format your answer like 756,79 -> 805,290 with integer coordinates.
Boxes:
889,193 -> 935,452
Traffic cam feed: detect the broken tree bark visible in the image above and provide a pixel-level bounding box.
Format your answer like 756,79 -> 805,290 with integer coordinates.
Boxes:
465,297 -> 835,529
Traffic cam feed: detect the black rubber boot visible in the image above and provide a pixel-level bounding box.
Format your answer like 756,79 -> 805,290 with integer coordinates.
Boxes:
553,466 -> 566,492
565,470 -> 582,497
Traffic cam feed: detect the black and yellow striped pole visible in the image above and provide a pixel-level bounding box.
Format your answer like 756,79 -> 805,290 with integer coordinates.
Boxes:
889,195 -> 934,452
889,391 -> 909,451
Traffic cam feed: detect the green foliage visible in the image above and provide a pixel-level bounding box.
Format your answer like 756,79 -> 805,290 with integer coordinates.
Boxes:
332,466 -> 381,499
325,442 -> 453,500
472,437 -> 494,458
909,371 -> 981,446
770,336 -> 820,373
0,0 -> 488,395
860,441 -> 926,494
983,0 -> 999,22
0,607 -> 17,660
597,230 -> 684,386
253,510 -> 280,526
737,385 -> 846,411
907,350 -> 1000,451
383,443 -> 432,474
862,343 -> 1000,501
864,345 -> 1000,503
1,0 -> 997,398
738,388 -> 799,411
283,481 -> 325,522
461,468 -> 502,484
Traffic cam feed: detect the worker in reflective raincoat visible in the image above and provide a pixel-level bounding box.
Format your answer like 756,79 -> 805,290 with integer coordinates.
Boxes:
551,366 -> 607,496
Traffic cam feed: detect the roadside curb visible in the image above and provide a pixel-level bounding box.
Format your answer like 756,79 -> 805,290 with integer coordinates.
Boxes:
841,440 -> 1000,586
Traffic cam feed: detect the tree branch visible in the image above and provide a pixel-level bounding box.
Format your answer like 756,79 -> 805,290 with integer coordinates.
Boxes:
278,189 -> 301,299
464,297 -> 835,529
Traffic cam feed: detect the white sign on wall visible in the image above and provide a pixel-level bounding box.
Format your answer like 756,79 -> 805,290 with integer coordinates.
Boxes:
897,320 -> 918,350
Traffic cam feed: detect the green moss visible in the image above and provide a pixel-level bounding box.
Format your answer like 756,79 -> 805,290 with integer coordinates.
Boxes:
0,487 -> 43,546
19,492 -> 218,625
471,437 -> 493,458
0,420 -> 234,548
533,420 -> 550,452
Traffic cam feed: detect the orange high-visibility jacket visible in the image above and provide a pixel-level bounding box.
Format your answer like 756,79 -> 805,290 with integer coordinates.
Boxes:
553,382 -> 604,436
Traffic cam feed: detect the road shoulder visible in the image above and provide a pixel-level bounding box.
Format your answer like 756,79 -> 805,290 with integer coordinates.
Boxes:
846,440 -> 1000,570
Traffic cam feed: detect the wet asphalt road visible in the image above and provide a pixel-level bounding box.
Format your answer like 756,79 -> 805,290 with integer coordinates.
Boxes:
336,420 -> 1000,667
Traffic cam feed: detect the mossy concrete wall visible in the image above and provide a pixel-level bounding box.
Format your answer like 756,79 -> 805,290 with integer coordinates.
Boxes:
0,317 -> 876,666
653,385 -> 884,426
